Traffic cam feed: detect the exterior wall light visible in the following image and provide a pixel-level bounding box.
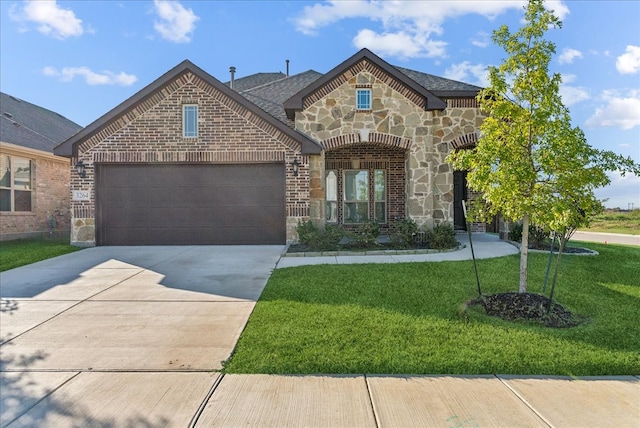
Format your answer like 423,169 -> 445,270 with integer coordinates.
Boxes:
291,157 -> 300,177
75,160 -> 87,178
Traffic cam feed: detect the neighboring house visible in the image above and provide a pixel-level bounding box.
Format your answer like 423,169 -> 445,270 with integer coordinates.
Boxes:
1,92 -> 82,241
54,49 -> 486,246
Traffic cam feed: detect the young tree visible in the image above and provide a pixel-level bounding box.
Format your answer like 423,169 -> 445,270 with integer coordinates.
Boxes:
447,0 -> 639,293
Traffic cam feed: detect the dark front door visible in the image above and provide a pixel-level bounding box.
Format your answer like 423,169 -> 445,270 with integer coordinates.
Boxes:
453,171 -> 467,230
96,163 -> 285,245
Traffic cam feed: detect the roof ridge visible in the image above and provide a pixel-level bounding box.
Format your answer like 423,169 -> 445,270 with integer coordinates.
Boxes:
240,69 -> 321,93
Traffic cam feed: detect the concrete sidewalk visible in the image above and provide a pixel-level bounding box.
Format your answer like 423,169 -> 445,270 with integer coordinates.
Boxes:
4,372 -> 638,426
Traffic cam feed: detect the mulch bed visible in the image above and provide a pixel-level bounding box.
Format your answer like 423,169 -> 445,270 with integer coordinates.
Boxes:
467,292 -> 589,328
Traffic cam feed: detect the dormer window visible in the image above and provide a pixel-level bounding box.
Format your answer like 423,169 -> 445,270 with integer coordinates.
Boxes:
356,89 -> 371,110
182,104 -> 198,137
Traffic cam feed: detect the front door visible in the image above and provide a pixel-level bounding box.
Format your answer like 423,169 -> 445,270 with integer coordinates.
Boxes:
453,171 -> 467,230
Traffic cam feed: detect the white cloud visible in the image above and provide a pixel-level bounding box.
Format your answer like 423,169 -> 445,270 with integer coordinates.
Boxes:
559,74 -> 589,106
595,172 -> 640,209
43,66 -> 137,86
586,90 -> 640,130
10,0 -> 84,39
470,31 -> 490,48
153,0 -> 199,43
292,0 -> 539,59
558,48 -> 583,64
616,45 -> 640,74
443,62 -> 488,87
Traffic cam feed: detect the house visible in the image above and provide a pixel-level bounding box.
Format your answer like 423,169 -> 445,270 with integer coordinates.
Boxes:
54,49 -> 486,246
1,92 -> 82,241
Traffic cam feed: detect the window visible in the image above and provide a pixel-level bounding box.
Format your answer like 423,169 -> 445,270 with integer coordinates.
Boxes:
356,89 -> 371,110
374,170 -> 386,223
182,104 -> 198,137
0,155 -> 32,212
325,170 -> 338,223
344,170 -> 369,223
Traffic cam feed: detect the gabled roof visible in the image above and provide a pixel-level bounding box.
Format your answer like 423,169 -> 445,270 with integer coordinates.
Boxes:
283,48 -> 451,120
0,92 -> 82,153
54,60 -> 322,157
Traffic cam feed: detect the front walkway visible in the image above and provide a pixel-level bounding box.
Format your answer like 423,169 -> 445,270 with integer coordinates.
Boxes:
277,232 -> 519,268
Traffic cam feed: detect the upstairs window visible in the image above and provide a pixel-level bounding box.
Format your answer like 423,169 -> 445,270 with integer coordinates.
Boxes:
0,155 -> 32,212
356,89 -> 371,110
182,104 -> 198,137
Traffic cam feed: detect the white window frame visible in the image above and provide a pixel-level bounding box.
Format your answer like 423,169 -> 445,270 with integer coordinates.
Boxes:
325,170 -> 338,223
374,169 -> 386,223
356,89 -> 371,110
182,104 -> 198,137
0,154 -> 33,212
343,169 -> 369,224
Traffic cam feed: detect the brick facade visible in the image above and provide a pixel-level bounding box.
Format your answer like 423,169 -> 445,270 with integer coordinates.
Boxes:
0,143 -> 71,241
70,71 -> 308,245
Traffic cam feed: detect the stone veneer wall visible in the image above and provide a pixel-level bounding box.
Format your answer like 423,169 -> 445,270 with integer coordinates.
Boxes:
294,62 -> 484,230
70,71 -> 307,245
0,145 -> 71,241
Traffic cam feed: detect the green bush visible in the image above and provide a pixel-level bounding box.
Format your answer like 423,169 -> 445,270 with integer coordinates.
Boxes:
426,223 -> 458,249
295,220 -> 343,251
508,222 -> 550,249
296,219 -> 318,246
391,218 -> 419,248
349,220 -> 380,248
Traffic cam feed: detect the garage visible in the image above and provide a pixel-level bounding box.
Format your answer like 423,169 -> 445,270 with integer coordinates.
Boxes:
95,163 -> 285,245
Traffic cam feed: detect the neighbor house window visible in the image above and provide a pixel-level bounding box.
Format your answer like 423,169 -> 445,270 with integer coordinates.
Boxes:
0,154 -> 32,212
325,170 -> 338,223
356,89 -> 371,110
182,104 -> 198,137
344,170 -> 369,223
374,170 -> 386,223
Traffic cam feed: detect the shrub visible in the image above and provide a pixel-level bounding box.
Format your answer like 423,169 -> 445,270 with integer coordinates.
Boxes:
349,220 -> 380,248
427,223 -> 458,249
295,220 -> 343,251
508,222 -> 550,249
296,220 -> 318,246
391,218 -> 419,248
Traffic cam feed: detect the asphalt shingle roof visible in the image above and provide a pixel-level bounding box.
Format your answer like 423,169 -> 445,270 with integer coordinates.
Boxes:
232,61 -> 480,127
238,70 -> 323,127
1,92 -> 82,153
395,66 -> 483,92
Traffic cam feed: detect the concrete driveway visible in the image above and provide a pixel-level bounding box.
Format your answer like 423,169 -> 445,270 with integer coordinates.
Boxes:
1,245 -> 282,426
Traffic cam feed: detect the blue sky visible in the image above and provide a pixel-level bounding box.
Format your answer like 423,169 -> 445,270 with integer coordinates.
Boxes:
1,0 -> 638,209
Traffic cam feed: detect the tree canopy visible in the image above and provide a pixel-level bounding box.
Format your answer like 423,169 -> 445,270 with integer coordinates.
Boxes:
447,0 -> 639,293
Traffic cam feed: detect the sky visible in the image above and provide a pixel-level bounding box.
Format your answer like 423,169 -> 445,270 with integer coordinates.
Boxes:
1,0 -> 638,209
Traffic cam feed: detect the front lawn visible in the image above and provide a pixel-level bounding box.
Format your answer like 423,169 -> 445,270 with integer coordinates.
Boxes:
225,242 -> 640,375
0,239 -> 81,272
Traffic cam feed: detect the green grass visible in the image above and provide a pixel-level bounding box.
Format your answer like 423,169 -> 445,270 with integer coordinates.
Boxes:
582,209 -> 640,235
0,239 -> 82,272
225,243 -> 640,375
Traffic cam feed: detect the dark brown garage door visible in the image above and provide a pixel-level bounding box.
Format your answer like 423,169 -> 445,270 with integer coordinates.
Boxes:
96,164 -> 285,245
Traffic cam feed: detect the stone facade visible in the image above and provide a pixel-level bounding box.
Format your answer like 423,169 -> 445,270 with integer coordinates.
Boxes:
70,71 -> 309,246
0,143 -> 71,241
295,63 -> 484,231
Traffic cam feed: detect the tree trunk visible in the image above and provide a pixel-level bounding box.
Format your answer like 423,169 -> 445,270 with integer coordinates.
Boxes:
519,214 -> 530,293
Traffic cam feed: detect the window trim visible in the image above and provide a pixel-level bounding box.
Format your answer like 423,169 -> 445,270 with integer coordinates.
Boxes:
182,104 -> 198,138
343,169 -> 369,224
0,154 -> 33,212
356,88 -> 371,110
